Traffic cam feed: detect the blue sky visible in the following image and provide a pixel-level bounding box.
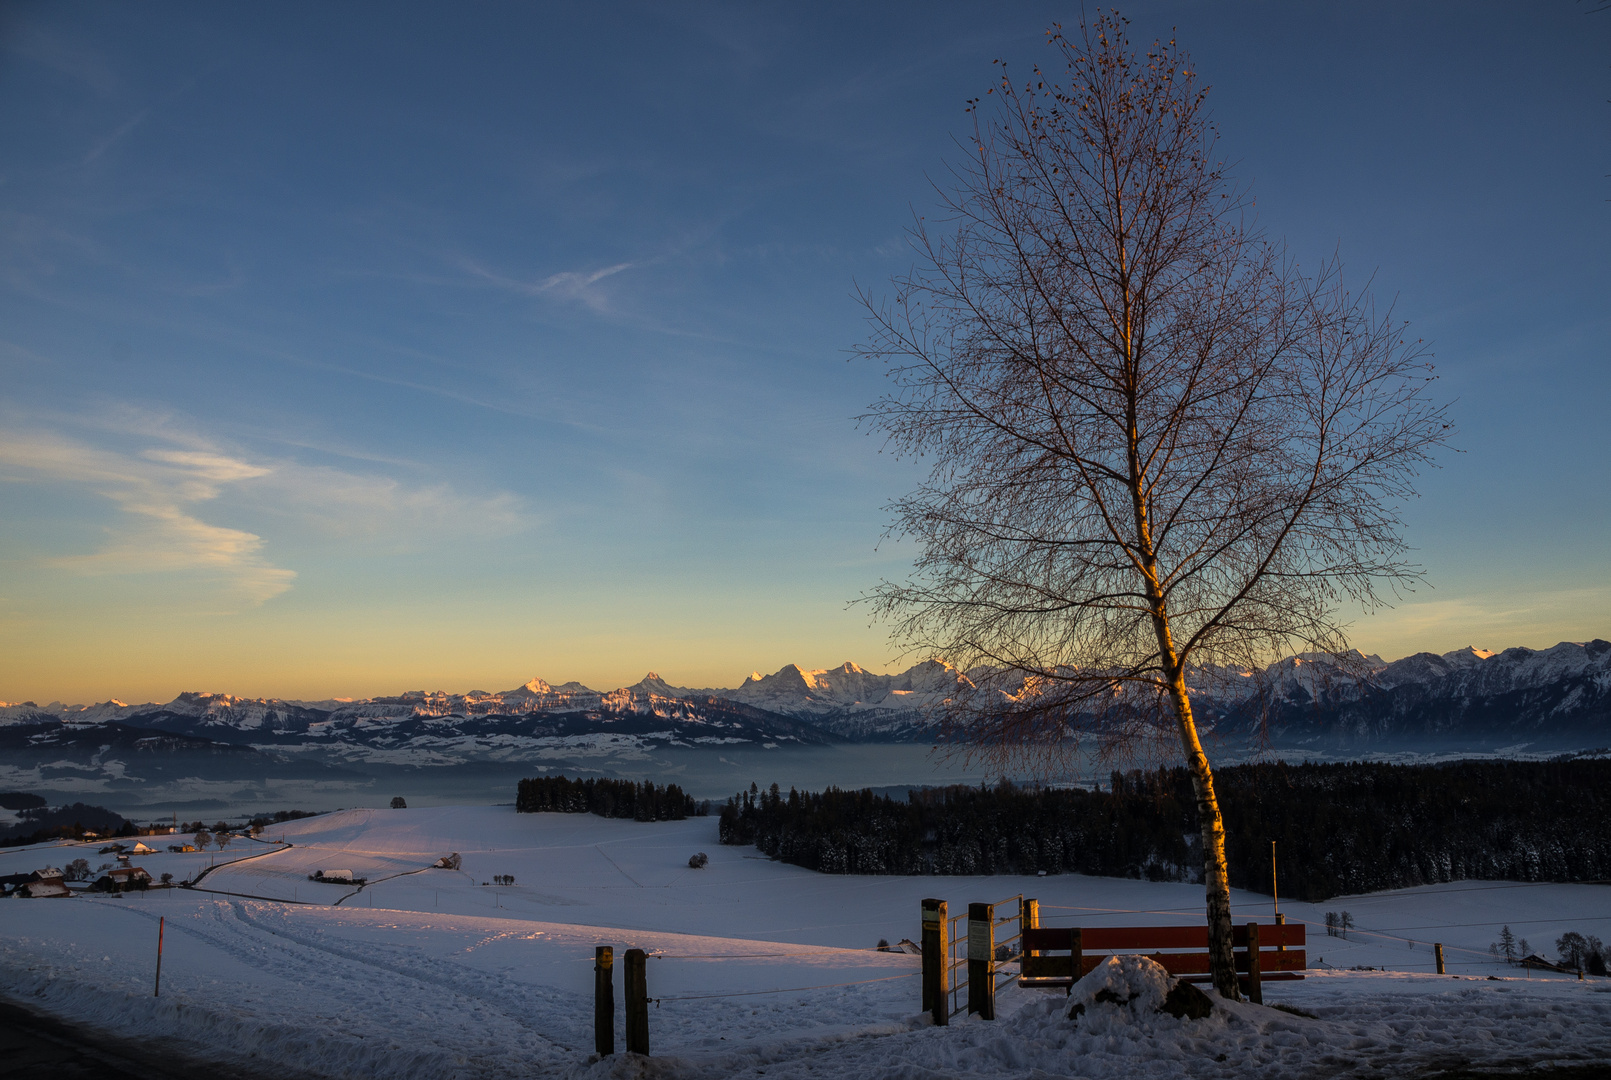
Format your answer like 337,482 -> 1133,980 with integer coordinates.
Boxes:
1,1 -> 1607,703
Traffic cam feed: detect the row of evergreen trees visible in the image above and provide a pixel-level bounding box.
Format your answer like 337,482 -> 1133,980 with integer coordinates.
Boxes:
717,759 -> 1611,901
0,802 -> 133,846
516,775 -> 706,821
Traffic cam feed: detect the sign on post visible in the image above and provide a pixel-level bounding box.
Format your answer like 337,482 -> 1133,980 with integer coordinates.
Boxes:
967,902 -> 995,1020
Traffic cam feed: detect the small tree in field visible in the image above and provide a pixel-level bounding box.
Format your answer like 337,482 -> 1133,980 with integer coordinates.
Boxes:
193,828 -> 212,851
1492,925 -> 1518,965
857,14 -> 1448,998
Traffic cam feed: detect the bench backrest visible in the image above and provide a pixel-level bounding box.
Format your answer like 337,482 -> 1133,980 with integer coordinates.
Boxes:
1021,922 -> 1306,980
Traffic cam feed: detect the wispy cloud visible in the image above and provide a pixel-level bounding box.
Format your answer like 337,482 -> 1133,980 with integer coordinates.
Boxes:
0,413 -> 530,605
459,258 -> 638,312
0,427 -> 293,603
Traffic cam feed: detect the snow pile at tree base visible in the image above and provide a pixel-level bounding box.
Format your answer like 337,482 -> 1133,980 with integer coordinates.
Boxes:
995,955 -> 1253,1071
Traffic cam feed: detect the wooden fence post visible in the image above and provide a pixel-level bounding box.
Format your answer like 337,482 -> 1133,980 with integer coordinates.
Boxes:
1071,926 -> 1083,987
1434,943 -> 1445,975
967,902 -> 995,1020
624,948 -> 649,1056
921,899 -> 948,1026
1245,923 -> 1262,1005
1275,912 -> 1286,954
1020,898 -> 1038,989
594,946 -> 615,1056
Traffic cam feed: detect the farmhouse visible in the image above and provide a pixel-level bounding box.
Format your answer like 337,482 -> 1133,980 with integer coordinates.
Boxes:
15,868 -> 72,898
92,866 -> 152,893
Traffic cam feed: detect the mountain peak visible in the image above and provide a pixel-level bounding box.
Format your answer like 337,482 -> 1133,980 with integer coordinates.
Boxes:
516,677 -> 554,695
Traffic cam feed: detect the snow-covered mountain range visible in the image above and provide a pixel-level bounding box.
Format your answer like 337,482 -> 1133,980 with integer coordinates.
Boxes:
3,641 -> 1608,765
1200,640 -> 1611,746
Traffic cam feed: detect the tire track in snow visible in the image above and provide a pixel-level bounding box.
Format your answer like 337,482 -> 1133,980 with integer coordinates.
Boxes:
226,901 -> 588,1052
108,900 -> 583,1071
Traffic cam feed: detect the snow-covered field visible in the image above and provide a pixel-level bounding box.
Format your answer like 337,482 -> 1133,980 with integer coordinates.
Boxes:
3,806 -> 1608,1078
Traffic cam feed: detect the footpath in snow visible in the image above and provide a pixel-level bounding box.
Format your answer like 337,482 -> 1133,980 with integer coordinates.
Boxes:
2,805 -> 1608,1079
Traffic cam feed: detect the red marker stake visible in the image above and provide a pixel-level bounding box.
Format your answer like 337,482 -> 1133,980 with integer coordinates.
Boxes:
154,916 -> 165,997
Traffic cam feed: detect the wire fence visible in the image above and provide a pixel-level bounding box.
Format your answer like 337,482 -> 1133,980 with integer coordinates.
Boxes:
648,970 -> 921,1004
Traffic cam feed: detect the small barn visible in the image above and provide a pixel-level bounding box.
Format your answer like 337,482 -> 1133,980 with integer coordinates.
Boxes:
310,869 -> 364,884
129,841 -> 155,855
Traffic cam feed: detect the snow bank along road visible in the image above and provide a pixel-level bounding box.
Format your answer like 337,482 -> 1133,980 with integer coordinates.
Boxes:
2,806 -> 1608,1079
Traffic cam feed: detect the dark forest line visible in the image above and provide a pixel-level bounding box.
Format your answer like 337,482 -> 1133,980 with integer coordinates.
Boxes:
717,759 -> 1611,901
515,775 -> 707,820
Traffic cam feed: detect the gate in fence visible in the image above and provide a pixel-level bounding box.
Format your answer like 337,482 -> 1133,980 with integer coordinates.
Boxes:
921,893 -> 1031,1025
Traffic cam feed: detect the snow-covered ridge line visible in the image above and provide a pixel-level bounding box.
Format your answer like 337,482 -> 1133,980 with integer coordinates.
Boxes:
4,640 -> 1608,730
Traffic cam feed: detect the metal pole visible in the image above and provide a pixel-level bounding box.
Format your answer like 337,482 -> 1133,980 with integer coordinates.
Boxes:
1271,840 -> 1278,917
154,916 -> 165,997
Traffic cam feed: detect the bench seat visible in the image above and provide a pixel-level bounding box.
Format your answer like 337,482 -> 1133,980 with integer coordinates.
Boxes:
1019,923 -> 1306,990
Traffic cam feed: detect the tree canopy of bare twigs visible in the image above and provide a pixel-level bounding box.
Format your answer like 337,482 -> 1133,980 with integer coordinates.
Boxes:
855,13 -> 1449,998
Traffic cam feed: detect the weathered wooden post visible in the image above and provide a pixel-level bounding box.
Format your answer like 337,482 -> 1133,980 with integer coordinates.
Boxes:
594,946 -> 615,1055
921,899 -> 948,1026
1434,943 -> 1445,975
967,902 -> 995,1020
1245,922 -> 1263,1004
624,948 -> 649,1055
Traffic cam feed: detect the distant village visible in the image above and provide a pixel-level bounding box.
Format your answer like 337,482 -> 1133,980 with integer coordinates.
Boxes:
2,820 -> 261,898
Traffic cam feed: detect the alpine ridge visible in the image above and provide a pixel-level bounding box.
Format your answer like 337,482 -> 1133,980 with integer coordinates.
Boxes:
3,640 -> 1608,754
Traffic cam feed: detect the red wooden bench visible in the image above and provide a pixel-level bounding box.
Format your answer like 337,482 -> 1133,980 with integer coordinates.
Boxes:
1019,921 -> 1306,1002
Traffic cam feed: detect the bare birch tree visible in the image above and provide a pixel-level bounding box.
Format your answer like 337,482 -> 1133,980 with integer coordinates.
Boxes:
856,14 -> 1448,998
